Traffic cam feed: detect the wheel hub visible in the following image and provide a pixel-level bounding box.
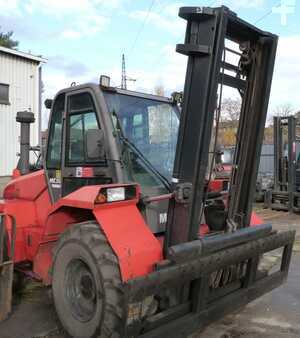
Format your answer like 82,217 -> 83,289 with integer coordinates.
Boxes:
65,259 -> 98,322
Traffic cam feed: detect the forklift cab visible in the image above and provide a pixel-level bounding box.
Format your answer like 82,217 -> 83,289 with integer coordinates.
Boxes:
45,83 -> 180,233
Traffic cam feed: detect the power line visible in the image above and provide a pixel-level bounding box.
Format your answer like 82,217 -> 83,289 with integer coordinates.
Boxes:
133,1 -> 284,87
156,0 -> 171,12
254,1 -> 281,24
254,9 -> 273,24
128,0 -> 156,56
208,1 -> 282,25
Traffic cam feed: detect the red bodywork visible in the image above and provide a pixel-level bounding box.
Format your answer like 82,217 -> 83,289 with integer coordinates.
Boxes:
208,174 -> 263,227
208,179 -> 223,193
0,170 -> 162,283
0,170 -> 262,284
208,163 -> 233,193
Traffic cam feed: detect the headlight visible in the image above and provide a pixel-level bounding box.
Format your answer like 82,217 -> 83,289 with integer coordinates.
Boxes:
99,75 -> 111,87
95,185 -> 138,204
107,187 -> 125,202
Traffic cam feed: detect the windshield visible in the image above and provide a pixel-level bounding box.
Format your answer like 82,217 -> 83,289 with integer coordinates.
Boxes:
104,92 -> 180,182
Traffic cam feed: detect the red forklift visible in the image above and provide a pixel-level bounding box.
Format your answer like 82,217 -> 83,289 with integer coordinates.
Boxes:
0,6 -> 295,338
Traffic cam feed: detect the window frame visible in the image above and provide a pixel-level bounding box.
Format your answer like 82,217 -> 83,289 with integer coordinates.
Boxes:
67,113 -> 85,164
0,83 -> 10,105
65,92 -> 103,167
103,91 -> 180,186
46,93 -> 65,169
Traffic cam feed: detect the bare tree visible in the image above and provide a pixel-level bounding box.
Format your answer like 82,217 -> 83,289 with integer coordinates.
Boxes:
294,110 -> 300,119
220,98 -> 241,126
273,103 -> 294,117
215,98 -> 242,146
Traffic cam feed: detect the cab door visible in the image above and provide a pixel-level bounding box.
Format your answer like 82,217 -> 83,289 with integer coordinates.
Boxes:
61,90 -> 112,197
45,93 -> 65,202
45,88 -> 115,203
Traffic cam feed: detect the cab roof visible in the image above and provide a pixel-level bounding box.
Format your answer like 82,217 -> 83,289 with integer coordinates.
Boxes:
55,82 -> 175,104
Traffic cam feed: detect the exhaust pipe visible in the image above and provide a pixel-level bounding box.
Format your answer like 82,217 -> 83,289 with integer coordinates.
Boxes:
16,111 -> 35,175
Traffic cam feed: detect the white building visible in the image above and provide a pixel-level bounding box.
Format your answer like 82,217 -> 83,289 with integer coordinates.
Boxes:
0,46 -> 46,176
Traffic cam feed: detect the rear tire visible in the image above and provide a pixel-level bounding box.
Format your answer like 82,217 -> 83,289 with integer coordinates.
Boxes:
2,230 -> 8,261
52,221 -> 125,338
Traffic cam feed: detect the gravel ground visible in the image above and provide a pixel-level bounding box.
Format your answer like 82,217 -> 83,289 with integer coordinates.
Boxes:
0,205 -> 299,338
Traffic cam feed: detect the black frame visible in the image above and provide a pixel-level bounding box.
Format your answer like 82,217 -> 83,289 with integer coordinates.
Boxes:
64,92 -> 104,167
0,83 -> 9,105
46,93 -> 65,170
166,6 -> 279,248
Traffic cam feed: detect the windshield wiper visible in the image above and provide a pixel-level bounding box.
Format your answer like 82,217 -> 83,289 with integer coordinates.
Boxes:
120,136 -> 171,191
112,111 -> 171,191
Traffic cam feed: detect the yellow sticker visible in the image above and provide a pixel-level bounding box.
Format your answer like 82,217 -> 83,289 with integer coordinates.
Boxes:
55,170 -> 61,179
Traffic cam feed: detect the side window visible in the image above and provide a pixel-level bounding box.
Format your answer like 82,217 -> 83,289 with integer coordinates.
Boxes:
132,113 -> 145,141
148,105 -> 178,144
0,83 -> 9,105
67,93 -> 100,164
69,114 -> 84,162
46,94 -> 65,169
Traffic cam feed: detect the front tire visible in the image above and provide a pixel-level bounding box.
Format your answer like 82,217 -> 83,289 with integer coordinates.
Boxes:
52,221 -> 125,338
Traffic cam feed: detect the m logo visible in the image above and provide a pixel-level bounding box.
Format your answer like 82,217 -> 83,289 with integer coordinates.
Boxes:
159,213 -> 168,224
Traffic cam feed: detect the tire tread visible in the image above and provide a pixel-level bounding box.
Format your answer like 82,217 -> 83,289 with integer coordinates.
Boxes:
53,221 -> 125,338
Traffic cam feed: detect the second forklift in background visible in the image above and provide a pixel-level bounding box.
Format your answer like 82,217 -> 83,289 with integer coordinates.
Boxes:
266,116 -> 300,212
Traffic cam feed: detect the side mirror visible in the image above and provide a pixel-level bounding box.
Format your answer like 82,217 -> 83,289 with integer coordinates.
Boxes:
85,129 -> 105,160
44,99 -> 53,109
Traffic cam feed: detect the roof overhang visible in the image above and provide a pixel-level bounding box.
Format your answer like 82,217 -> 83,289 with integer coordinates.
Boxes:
0,45 -> 47,64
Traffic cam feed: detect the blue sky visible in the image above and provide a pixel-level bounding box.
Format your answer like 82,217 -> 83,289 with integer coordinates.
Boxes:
1,0 -> 300,126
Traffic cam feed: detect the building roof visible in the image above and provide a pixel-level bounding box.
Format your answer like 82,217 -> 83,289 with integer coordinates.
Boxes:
0,45 -> 47,64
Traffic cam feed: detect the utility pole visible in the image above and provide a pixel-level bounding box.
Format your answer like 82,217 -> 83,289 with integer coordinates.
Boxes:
121,54 -> 127,89
121,54 -> 136,90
